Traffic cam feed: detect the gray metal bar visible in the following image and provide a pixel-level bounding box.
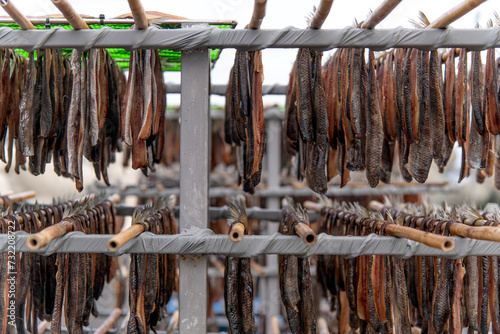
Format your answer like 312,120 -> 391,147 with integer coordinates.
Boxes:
113,205 -> 319,222
96,182 -> 460,199
165,108 -> 284,120
0,18 -> 238,26
166,83 -> 287,95
6,231 -> 500,258
0,27 -> 499,51
263,117 -> 282,333
179,22 -> 210,334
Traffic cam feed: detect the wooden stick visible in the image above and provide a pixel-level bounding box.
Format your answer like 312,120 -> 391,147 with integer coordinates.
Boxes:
294,222 -> 317,245
94,308 -> 122,334
26,220 -> 73,250
317,317 -> 330,334
107,223 -> 148,251
0,0 -> 35,29
127,0 -> 148,29
360,0 -> 402,29
250,260 -> 267,276
427,0 -> 488,28
303,200 -> 323,212
37,320 -> 50,333
448,224 -> 500,242
368,200 -> 385,212
383,223 -> 455,251
27,193 -> 121,251
3,190 -> 36,204
166,310 -> 179,334
229,222 -> 245,242
270,316 -> 280,334
309,0 -> 334,29
248,0 -> 267,29
51,0 -> 89,29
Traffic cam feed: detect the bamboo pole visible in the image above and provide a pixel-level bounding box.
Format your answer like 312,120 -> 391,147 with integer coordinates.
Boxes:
3,190 -> 36,204
107,223 -> 148,251
294,222 -> 317,245
51,0 -> 89,30
447,223 -> 500,242
317,317 -> 330,334
360,0 -> 402,29
94,308 -> 122,334
26,220 -> 73,250
127,0 -> 148,29
250,260 -> 267,276
27,194 -> 121,251
37,320 -> 50,333
427,0 -> 488,29
248,0 -> 267,29
0,0 -> 35,30
383,223 -> 455,251
303,200 -> 323,212
309,0 -> 334,29
270,316 -> 280,334
229,222 -> 246,242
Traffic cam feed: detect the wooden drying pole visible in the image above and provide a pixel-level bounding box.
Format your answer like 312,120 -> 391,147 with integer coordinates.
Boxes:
229,222 -> 246,242
51,0 -> 89,29
360,0 -> 402,29
427,0 -> 488,61
0,190 -> 36,206
107,220 -> 149,251
428,0 -> 488,29
247,0 -> 267,29
26,194 -> 121,251
370,200 -> 500,243
127,0 -> 148,29
308,0 -> 334,29
0,0 -> 35,29
294,221 -> 318,246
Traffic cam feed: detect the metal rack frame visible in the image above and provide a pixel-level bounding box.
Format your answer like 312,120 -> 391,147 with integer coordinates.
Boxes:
1,25 -> 496,333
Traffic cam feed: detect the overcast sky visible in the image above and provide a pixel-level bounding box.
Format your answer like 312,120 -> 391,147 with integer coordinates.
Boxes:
4,0 -> 498,106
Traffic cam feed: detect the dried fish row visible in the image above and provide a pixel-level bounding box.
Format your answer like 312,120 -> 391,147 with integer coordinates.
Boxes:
224,49 -> 265,194
0,196 -> 119,334
278,198 -> 316,334
223,197 -> 256,334
121,49 -> 166,177
316,200 -> 500,334
127,200 -> 178,334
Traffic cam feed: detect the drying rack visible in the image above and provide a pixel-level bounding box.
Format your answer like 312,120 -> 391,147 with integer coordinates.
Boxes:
2,24 -> 500,333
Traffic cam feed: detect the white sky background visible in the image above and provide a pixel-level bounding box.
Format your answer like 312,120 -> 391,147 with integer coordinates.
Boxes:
6,0 -> 499,107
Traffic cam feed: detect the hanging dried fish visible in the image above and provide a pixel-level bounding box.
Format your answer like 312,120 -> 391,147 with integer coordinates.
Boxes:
224,198 -> 256,334
279,198 -> 316,333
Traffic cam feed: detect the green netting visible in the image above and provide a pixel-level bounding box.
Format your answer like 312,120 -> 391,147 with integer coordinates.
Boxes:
0,22 -> 233,71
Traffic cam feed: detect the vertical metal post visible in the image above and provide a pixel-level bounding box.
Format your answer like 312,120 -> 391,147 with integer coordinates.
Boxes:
179,22 -> 210,334
263,116 -> 282,333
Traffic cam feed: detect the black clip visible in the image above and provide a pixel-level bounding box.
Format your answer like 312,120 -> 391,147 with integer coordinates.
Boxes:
45,18 -> 50,29
99,14 -> 105,25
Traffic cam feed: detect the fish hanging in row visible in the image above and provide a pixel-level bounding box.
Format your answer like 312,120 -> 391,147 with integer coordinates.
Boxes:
316,200 -> 500,334
279,198 -> 316,333
321,46 -> 383,189
17,48 -> 126,192
121,49 -> 166,175
127,199 -> 178,334
224,49 -> 265,194
223,197 -> 256,334
0,195 -> 119,334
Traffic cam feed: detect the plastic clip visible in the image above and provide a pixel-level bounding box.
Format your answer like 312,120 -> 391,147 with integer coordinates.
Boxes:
99,14 -> 105,25
45,18 -> 50,29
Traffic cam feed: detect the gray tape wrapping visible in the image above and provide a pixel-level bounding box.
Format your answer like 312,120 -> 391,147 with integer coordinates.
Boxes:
0,26 -> 499,51
5,229 -> 500,258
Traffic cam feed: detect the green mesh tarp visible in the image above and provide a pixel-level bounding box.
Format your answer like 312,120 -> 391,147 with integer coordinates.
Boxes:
0,22 -> 233,71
